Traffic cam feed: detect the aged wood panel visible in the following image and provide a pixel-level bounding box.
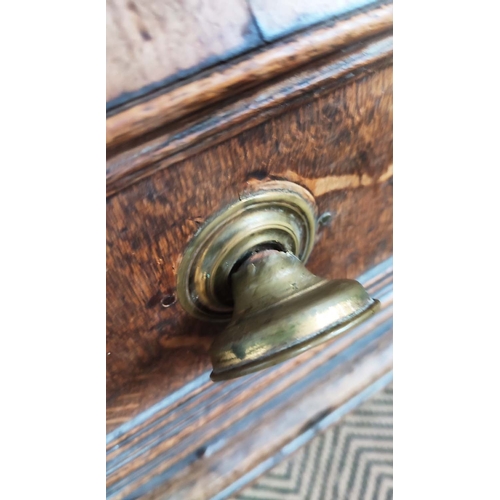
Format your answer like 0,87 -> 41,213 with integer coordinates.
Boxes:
106,0 -> 262,107
249,0 -> 382,41
105,260 -> 392,499
107,34 -> 393,196
106,4 -> 392,149
106,66 -> 393,423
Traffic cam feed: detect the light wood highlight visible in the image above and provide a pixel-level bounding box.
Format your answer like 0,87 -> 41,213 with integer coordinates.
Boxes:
107,0 -> 261,106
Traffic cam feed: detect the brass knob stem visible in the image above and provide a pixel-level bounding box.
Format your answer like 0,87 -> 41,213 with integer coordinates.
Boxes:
231,249 -> 323,315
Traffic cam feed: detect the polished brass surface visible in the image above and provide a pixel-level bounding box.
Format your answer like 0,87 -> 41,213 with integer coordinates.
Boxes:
210,250 -> 379,381
177,181 -> 379,381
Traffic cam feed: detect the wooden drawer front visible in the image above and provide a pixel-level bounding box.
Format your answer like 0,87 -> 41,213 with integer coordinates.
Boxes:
106,64 -> 393,426
106,3 -> 393,494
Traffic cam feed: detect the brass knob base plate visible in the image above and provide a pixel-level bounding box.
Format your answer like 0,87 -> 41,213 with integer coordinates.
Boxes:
177,182 -> 317,321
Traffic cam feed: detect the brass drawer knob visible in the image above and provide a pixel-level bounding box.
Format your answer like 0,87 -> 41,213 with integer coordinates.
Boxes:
177,182 -> 379,381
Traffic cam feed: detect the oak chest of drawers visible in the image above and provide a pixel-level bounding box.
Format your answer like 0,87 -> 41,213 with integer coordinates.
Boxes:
106,1 -> 393,497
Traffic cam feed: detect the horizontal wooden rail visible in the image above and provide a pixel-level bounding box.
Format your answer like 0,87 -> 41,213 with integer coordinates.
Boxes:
106,5 -> 392,150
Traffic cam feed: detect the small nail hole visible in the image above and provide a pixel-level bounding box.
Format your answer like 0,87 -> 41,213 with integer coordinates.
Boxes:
318,211 -> 334,227
161,295 -> 176,308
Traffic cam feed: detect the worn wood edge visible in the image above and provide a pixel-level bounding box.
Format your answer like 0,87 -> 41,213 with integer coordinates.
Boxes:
106,4 -> 392,150
106,35 -> 393,197
106,258 -> 393,499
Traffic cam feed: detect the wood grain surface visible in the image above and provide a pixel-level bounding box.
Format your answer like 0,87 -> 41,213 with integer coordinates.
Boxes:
107,34 -> 393,196
106,259 -> 393,499
106,0 -> 262,108
106,65 -> 393,425
106,5 -> 392,149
